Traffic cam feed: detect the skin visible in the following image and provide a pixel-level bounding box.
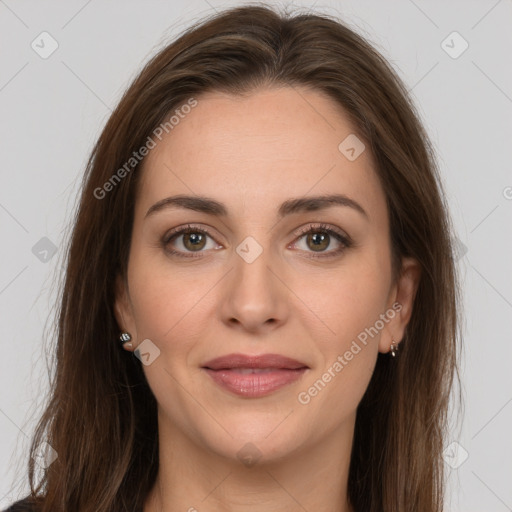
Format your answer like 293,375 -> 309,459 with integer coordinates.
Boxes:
115,86 -> 421,512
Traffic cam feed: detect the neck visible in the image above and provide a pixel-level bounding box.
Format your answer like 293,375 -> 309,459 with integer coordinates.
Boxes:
144,410 -> 356,512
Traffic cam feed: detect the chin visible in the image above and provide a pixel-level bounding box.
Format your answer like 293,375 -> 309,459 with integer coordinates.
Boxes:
195,415 -> 306,465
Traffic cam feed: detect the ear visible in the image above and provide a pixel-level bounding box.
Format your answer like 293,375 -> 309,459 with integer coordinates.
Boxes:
379,256 -> 422,354
114,274 -> 137,351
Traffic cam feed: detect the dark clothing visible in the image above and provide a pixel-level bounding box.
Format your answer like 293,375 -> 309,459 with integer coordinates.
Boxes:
4,498 -> 145,511
3,498 -> 36,511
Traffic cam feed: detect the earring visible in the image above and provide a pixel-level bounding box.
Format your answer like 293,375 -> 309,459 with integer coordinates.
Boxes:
119,332 -> 132,349
390,338 -> 399,357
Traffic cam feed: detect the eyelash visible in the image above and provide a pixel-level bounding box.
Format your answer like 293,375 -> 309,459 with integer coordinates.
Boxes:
162,223 -> 352,260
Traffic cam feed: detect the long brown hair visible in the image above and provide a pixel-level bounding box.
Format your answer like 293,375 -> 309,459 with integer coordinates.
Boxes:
14,4 -> 462,511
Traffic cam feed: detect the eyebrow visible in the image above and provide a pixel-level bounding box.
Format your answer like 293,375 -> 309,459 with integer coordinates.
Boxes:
145,193 -> 369,220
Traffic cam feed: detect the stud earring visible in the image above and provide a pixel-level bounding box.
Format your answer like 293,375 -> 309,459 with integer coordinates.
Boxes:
390,338 -> 399,357
119,332 -> 132,349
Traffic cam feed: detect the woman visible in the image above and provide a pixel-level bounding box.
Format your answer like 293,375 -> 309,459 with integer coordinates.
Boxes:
5,4 -> 462,511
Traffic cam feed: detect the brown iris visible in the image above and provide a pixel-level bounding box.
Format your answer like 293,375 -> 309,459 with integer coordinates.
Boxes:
306,232 -> 330,252
183,232 -> 206,251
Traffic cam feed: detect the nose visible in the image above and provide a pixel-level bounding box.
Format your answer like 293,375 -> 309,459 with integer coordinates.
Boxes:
219,245 -> 289,334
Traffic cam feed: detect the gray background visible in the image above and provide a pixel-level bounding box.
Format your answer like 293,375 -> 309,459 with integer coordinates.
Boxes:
1,0 -> 511,510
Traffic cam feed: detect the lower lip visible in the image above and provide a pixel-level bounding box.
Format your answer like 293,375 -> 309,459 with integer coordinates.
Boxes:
203,368 -> 308,398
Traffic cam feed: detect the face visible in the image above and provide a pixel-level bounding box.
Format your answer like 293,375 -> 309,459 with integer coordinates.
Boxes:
115,86 -> 420,463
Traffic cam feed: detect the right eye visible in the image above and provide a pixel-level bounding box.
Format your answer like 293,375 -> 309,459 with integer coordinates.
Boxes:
162,224 -> 222,258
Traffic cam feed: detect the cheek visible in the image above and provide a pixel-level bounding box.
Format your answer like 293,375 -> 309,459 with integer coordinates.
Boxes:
127,250 -> 206,343
295,264 -> 388,422
295,258 -> 391,348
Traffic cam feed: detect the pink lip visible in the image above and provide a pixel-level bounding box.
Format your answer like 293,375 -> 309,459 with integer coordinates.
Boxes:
203,368 -> 308,397
202,353 -> 308,370
202,353 -> 309,398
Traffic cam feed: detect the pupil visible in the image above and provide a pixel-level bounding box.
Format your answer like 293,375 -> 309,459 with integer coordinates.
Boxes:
185,233 -> 204,250
309,232 -> 328,251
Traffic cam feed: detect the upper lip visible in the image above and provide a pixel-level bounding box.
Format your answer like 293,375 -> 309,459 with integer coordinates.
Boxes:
202,353 -> 309,370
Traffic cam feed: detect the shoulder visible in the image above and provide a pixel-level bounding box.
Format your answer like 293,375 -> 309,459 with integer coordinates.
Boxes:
3,497 -> 39,511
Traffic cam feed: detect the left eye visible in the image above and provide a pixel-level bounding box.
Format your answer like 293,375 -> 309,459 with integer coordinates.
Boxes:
291,224 -> 351,258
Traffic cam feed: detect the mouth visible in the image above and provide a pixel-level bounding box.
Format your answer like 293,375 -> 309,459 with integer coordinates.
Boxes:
201,353 -> 309,398
202,353 -> 308,370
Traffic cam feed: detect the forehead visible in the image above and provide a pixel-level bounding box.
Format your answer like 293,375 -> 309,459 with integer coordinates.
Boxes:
136,86 -> 385,222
